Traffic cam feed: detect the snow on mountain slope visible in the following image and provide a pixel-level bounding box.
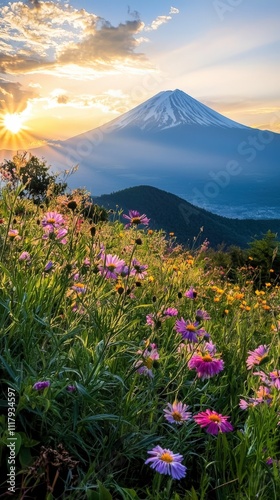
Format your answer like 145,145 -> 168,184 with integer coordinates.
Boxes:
105,89 -> 247,131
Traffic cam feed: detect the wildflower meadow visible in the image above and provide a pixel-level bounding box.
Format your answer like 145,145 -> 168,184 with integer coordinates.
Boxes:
0,165 -> 280,499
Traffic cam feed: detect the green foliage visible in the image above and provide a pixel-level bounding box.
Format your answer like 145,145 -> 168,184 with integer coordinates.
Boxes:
0,181 -> 279,499
0,152 -> 67,202
248,230 -> 280,284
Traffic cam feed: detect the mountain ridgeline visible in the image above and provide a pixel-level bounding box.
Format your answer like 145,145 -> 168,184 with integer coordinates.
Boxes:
94,185 -> 280,248
1,89 -> 279,218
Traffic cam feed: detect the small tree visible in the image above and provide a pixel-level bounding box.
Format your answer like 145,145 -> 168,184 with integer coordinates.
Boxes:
248,230 -> 280,284
0,152 -> 67,202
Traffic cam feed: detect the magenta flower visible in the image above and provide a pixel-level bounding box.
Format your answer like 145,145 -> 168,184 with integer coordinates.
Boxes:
163,401 -> 192,425
129,259 -> 148,279
194,409 -> 233,435
123,210 -> 150,228
98,254 -> 126,279
175,318 -> 208,342
145,445 -> 187,479
184,286 -> 197,299
188,352 -> 224,380
33,381 -> 50,391
246,345 -> 269,369
135,343 -> 159,378
164,307 -> 178,317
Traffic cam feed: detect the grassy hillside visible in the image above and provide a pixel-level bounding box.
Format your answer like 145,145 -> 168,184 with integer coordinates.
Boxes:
95,185 -> 280,248
1,179 -> 280,499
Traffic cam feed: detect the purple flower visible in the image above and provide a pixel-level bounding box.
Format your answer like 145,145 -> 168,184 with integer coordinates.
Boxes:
196,309 -> 211,321
246,345 -> 269,369
164,307 -> 178,317
44,261 -> 53,272
129,259 -> 148,279
163,401 -> 192,424
98,254 -> 126,279
123,210 -> 150,228
175,318 -> 208,342
33,381 -> 50,391
71,282 -> 87,294
67,385 -> 76,392
184,286 -> 197,299
194,409 -> 233,435
145,445 -> 187,480
188,352 -> 224,380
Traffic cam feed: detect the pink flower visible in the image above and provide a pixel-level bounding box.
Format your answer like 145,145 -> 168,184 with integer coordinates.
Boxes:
188,351 -> 224,380
239,398 -> 260,410
246,345 -> 269,369
163,401 -> 192,425
269,370 -> 280,390
42,211 -> 65,229
135,343 -> 159,378
98,254 -> 126,279
164,307 -> 178,317
19,251 -> 31,262
194,409 -> 233,435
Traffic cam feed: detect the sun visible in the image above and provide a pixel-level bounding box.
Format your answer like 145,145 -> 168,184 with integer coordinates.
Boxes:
3,113 -> 24,134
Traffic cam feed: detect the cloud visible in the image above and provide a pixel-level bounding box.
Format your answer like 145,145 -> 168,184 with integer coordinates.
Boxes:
144,15 -> 172,32
0,1 -> 150,77
169,7 -> 180,14
0,78 -> 38,112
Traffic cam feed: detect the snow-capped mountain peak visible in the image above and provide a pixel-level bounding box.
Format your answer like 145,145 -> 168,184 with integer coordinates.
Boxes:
106,89 -> 246,131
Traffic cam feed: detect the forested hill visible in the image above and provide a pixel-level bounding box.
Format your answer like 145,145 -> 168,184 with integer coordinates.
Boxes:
94,185 -> 280,248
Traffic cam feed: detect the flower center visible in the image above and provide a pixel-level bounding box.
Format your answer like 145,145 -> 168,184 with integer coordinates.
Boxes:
172,411 -> 182,422
187,324 -> 196,332
202,354 -> 213,362
160,452 -> 173,463
107,264 -> 116,271
144,357 -> 153,369
132,217 -> 141,224
209,414 -> 221,423
47,218 -> 56,224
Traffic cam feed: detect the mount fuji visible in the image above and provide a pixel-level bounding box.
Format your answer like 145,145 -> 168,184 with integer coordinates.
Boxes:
1,89 -> 280,218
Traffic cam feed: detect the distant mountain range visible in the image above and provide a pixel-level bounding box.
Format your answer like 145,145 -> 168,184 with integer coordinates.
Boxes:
1,89 -> 280,218
95,185 -> 280,248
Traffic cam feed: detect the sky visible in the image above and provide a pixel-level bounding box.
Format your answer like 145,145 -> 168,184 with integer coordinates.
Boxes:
0,0 -> 279,149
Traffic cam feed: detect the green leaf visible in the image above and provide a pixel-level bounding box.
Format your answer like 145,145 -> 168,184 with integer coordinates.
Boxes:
97,481 -> 112,500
